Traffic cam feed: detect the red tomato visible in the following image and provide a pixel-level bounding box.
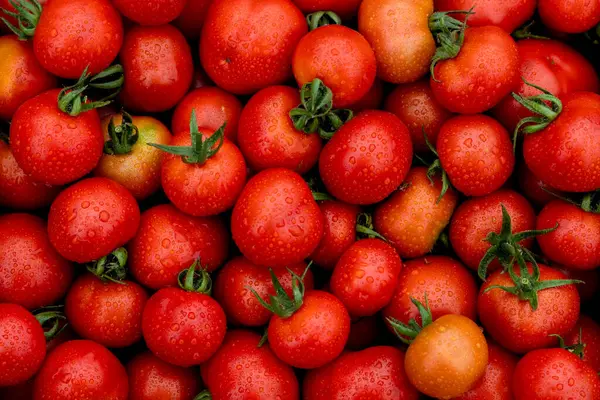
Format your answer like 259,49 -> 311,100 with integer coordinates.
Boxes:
349,78 -> 384,113
291,0 -> 362,20
10,89 -> 104,186
201,330 -> 299,400
434,0 -> 536,32
173,0 -> 213,39
539,0 -> 600,33
200,0 -> 307,95
121,25 -> 193,112
302,355 -> 338,400
33,340 -> 128,400
431,26 -> 519,114
517,163 -> 564,208
319,110 -> 413,205
34,0 -> 123,79
231,168 -> 324,268
112,0 -> 187,25
0,304 -> 46,386
237,85 -> 323,174
292,25 -> 376,108
564,316 -> 600,373
47,177 -> 140,263
172,87 -> 242,143
384,79 -> 453,153
127,352 -> 200,400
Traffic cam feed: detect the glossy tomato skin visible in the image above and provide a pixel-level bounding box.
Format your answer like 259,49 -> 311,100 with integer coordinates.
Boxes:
121,25 -> 193,113
302,355 -> 338,400
172,87 -> 242,143
523,92 -> 600,193
201,330 -> 299,400
384,79 -> 453,153
161,129 -> 247,217
512,348 -> 600,399
10,89 -> 104,186
128,204 -> 229,289
434,0 -> 535,32
349,78 -> 384,113
231,168 -> 324,268
431,26 -> 519,114
200,0 -> 307,95
0,214 -> 73,309
65,274 -> 148,348
0,304 -> 46,387
291,0 -> 361,19
374,167 -> 458,258
237,85 -> 323,174
268,290 -> 350,369
330,239 -> 403,317
449,190 -> 536,271
358,0 -> 435,84
173,0 -> 213,39
405,314 -> 488,399
112,0 -> 186,25
319,111 -> 413,205
33,340 -> 128,400
34,0 -> 123,79
310,200 -> 360,270
142,287 -> 227,367
48,178 -> 140,263
127,351 -> 200,400
292,25 -> 376,108
479,264 -> 580,354
214,258 -> 314,327
565,316 -> 600,372
94,114 -> 172,200
539,0 -> 600,33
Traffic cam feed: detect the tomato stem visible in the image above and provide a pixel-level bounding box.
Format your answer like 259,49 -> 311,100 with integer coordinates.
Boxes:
87,247 -> 128,284
1,0 -> 41,40
193,390 -> 212,400
177,259 -> 213,295
551,329 -> 586,359
416,128 -> 452,203
306,11 -> 341,31
33,306 -> 68,341
512,20 -> 549,40
356,213 -> 388,242
104,111 -> 140,155
387,294 -> 433,345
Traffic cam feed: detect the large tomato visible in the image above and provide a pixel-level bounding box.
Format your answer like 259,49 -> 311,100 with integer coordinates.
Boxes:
538,0 -> 600,33
111,0 -> 187,25
434,0 -> 536,32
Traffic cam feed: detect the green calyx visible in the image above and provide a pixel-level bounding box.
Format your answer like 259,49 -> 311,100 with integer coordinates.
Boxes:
87,247 -> 128,284
512,20 -> 549,40
193,391 -> 212,400
356,213 -> 387,242
306,11 -> 341,31
387,294 -> 433,345
149,110 -> 225,165
415,129 -> 451,203
34,305 -> 67,341
312,191 -> 333,201
258,328 -> 269,348
58,64 -> 124,117
540,188 -> 600,214
104,111 -> 139,155
1,0 -> 41,40
178,259 -> 213,295
551,331 -> 586,359
289,78 -> 353,140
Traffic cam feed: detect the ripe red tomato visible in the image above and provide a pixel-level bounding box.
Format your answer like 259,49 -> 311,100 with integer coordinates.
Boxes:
231,168 -> 324,268
201,330 -> 299,400
330,239 -> 403,317
434,0 -> 536,32
0,214 -> 73,309
292,25 -> 376,108
173,0 -> 213,39
319,110 -> 413,205
431,26 -> 519,114
200,0 -> 307,95
237,85 -> 323,174
10,89 -> 104,186
0,304 -> 46,386
302,354 -> 339,400
112,0 -> 187,25
33,340 -> 128,400
127,351 -> 200,400
539,0 -> 600,33
291,0 -> 362,20
564,316 -> 600,373
121,25 -> 193,113
47,177 -> 140,263
517,163 -> 564,208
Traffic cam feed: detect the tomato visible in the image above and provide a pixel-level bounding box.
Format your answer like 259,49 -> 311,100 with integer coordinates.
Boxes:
319,110 -> 413,205
33,340 -> 128,400
129,204 -> 229,289
0,304 -> 46,386
237,85 -> 323,174
431,26 -> 519,114
564,316 -> 600,373
292,25 -> 376,108
291,0 -> 362,20
517,163 -> 564,208
214,257 -> 314,327
478,264 -> 580,353
384,79 -> 453,153
201,330 -> 299,400
173,0 -> 212,39
231,168 -> 324,268
93,113 -> 172,200
358,0 -> 435,84
200,0 -> 307,95
434,0 -> 536,32
349,78 -> 384,113
0,214 -> 73,309
374,167 -> 458,258
449,190 -> 535,271
330,238 -> 402,317
33,0 -> 123,79
172,87 -> 242,143
512,348 -> 600,399
112,0 -> 186,25
10,89 -> 104,186
346,315 -> 380,350
539,0 -> 600,33
128,351 -> 200,400
121,25 -> 193,113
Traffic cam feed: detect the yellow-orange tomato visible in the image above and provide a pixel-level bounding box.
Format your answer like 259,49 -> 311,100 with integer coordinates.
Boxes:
358,0 -> 435,84
405,314 -> 488,399
94,114 -> 171,200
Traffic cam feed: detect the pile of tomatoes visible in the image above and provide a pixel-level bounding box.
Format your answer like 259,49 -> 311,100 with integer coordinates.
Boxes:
1,0 -> 600,398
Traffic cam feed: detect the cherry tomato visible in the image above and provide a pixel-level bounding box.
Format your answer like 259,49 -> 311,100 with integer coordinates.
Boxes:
112,0 -> 186,25
291,0 -> 362,20
434,0 -> 536,32
173,0 -> 213,39
564,315 -> 600,373
539,0 -> 600,33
